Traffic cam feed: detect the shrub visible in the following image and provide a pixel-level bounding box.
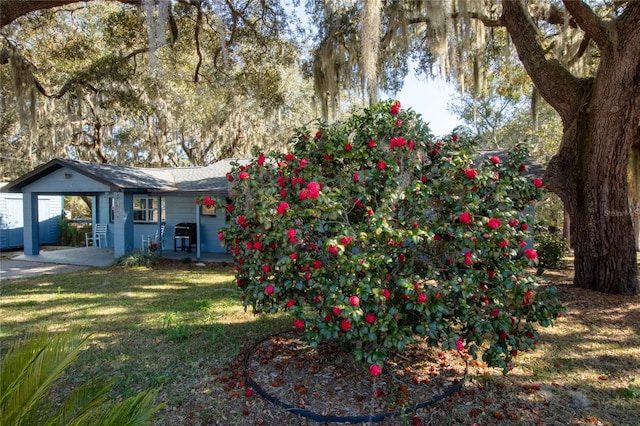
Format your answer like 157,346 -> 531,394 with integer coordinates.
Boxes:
535,227 -> 569,269
220,100 -> 564,374
112,251 -> 152,267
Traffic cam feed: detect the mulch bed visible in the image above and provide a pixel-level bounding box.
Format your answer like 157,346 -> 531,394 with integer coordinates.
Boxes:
242,331 -> 468,422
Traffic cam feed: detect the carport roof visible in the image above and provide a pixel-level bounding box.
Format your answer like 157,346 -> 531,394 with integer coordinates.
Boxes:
1,158 -> 249,195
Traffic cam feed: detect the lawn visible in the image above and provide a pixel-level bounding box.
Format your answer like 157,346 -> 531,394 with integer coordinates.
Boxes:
1,261 -> 639,425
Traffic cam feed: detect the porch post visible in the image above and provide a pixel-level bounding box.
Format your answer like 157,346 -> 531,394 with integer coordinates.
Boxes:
113,191 -> 134,257
22,191 -> 40,255
157,196 -> 163,253
196,203 -> 201,260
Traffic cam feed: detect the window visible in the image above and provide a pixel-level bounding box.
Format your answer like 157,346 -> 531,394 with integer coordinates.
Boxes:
110,196 -> 164,223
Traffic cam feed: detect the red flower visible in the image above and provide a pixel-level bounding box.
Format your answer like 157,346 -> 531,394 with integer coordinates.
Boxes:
465,169 -> 477,179
226,172 -> 234,182
299,189 -> 308,200
382,289 -> 390,299
299,158 -> 309,168
368,139 -> 377,148
377,160 -> 387,170
287,228 -> 297,239
277,175 -> 286,187
520,223 -> 529,231
328,245 -> 339,255
313,259 -> 322,269
489,156 -> 500,164
286,299 -> 296,308
498,239 -> 509,248
508,219 -> 519,227
353,173 -> 360,183
524,249 -> 538,260
487,270 -> 496,279
390,137 -> 406,149
532,178 -> 543,188
340,319 -> 351,331
332,306 -> 341,316
340,236 -> 353,245
524,290 -> 535,305
463,252 -> 473,265
452,134 -> 458,142
237,216 -> 249,227
262,264 -> 271,273
455,338 -> 465,352
276,202 -> 290,215
417,293 -> 427,303
202,195 -> 215,207
285,153 -> 296,161
395,119 -> 402,127
365,313 -> 376,324
349,295 -> 360,306
245,389 -> 254,397
265,284 -> 274,295
315,131 -> 323,139
369,364 -> 382,376
307,181 -> 321,198
239,171 -> 249,180
344,143 -> 352,151
293,319 -> 305,329
290,253 -> 297,260
257,153 -> 265,166
390,100 -> 401,115
217,231 -> 224,241
459,212 -> 472,224
490,309 -> 500,317
487,218 -> 502,229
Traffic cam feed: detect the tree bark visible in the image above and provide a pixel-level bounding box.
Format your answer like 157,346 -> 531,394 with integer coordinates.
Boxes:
502,0 -> 640,295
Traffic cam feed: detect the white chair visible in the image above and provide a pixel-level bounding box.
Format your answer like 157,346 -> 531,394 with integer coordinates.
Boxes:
86,223 -> 108,247
142,225 -> 165,250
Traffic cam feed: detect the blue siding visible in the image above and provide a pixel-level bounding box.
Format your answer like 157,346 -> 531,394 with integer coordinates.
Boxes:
25,168 -> 111,193
164,196 -> 227,253
0,192 -> 63,250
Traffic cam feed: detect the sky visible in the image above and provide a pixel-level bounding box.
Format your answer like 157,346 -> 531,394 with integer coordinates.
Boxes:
382,74 -> 464,137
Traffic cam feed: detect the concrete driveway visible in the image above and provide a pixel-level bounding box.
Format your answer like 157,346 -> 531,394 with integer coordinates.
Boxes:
1,247 -> 113,280
0,259 -> 89,280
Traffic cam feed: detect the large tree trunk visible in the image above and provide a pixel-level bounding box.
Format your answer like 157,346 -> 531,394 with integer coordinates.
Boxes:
547,108 -> 638,294
545,70 -> 640,295
502,0 -> 640,295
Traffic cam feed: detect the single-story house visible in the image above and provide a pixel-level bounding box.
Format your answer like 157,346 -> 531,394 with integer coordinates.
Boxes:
0,184 -> 63,250
1,158 -> 247,260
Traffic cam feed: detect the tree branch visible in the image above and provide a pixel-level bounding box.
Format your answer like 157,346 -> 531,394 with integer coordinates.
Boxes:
561,0 -> 609,51
501,0 -> 583,122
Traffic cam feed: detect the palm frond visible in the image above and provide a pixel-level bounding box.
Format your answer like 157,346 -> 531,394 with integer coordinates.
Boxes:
0,331 -> 89,426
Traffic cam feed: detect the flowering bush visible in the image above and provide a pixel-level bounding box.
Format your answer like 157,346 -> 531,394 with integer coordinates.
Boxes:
220,100 -> 564,374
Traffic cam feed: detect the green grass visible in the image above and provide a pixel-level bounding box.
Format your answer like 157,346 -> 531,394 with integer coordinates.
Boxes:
0,263 -> 291,421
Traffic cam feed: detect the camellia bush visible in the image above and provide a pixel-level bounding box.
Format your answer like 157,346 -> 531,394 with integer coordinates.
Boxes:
220,100 -> 564,375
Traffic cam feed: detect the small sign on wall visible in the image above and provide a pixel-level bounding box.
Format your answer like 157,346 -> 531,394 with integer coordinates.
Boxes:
201,204 -> 216,216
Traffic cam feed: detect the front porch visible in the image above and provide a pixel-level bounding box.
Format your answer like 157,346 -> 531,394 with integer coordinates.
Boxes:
13,246 -> 232,267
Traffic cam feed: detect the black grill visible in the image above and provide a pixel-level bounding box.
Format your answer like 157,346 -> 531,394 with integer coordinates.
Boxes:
174,222 -> 197,252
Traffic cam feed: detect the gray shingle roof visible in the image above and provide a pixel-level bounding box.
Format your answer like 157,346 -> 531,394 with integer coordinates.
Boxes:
2,158 -> 250,195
